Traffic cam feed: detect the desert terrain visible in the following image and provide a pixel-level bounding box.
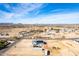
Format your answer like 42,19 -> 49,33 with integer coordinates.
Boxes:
2,39 -> 79,56
0,24 -> 79,56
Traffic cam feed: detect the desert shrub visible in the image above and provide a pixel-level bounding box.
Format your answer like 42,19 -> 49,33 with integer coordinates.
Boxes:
0,40 -> 8,49
12,36 -> 20,40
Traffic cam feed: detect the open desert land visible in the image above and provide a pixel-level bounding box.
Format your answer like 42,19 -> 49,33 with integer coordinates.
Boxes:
2,39 -> 79,56
1,24 -> 79,56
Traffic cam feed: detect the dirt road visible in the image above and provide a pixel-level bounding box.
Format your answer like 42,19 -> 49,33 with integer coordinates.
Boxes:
2,39 -> 79,56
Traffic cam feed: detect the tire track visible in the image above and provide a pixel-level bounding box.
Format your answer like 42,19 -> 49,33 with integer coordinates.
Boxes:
61,40 -> 79,56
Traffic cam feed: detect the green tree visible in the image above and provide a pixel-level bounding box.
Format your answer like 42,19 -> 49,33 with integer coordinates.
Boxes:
0,40 -> 8,49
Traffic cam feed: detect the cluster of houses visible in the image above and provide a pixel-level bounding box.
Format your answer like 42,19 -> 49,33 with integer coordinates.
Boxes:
38,26 -> 79,39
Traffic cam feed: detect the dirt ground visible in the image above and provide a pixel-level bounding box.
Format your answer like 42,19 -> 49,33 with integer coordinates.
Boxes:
2,39 -> 79,56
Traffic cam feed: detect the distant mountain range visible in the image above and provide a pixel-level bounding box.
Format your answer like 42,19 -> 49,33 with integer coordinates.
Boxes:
0,23 -> 79,28
0,23 -> 14,26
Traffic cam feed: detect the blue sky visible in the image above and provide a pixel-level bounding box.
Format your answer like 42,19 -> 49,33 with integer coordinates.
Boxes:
0,3 -> 79,24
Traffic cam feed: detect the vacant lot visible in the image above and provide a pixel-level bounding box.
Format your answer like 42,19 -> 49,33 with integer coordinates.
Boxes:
2,39 -> 79,56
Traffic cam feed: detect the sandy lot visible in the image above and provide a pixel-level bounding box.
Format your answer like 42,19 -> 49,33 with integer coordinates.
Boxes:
2,39 -> 43,56
2,39 -> 79,56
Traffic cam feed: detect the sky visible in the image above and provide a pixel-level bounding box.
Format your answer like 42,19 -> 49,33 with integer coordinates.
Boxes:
0,3 -> 79,24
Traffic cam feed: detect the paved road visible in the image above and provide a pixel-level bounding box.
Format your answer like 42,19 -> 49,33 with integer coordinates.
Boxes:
0,38 -> 23,56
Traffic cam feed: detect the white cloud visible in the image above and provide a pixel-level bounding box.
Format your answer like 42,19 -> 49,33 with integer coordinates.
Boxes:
22,12 -> 79,24
0,3 -> 44,21
0,10 -> 13,19
0,4 -> 79,24
8,3 -> 44,15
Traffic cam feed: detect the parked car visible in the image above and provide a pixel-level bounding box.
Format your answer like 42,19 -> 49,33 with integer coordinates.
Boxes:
32,39 -> 46,48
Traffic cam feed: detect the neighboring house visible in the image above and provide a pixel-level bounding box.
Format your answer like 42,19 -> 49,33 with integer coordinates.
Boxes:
0,32 -> 10,38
